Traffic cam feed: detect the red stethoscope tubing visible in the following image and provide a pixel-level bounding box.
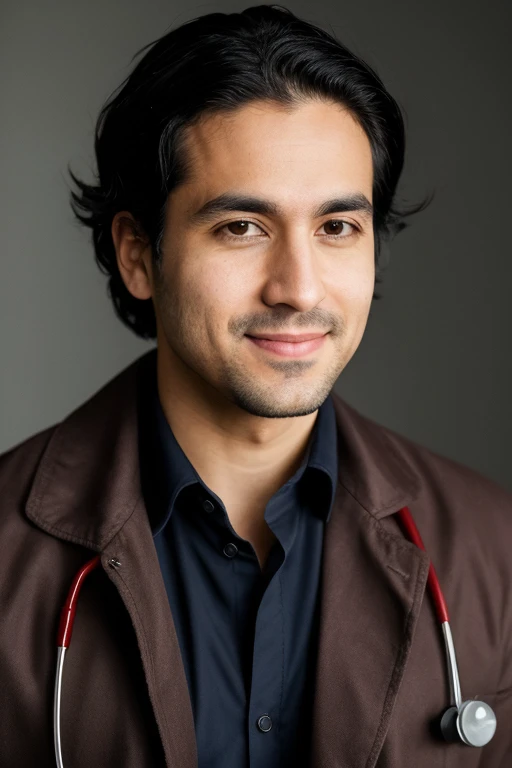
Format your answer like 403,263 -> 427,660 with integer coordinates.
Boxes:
395,506 -> 449,623
57,555 -> 101,647
52,505 -> 483,765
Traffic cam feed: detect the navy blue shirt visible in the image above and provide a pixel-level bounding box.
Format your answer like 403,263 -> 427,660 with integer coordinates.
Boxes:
136,351 -> 338,767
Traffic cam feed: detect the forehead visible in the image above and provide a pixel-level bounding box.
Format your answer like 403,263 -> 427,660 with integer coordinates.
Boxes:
176,99 -> 373,213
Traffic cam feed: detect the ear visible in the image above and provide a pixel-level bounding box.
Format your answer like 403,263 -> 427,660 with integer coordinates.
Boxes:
111,211 -> 154,300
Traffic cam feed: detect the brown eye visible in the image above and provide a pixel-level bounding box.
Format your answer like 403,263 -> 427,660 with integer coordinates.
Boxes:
322,220 -> 353,236
214,220 -> 265,241
226,221 -> 251,236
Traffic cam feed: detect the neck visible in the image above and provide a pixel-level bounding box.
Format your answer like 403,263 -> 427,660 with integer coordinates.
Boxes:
155,346 -> 318,555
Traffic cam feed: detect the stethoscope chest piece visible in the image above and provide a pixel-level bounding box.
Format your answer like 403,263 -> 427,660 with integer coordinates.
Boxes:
440,700 -> 497,747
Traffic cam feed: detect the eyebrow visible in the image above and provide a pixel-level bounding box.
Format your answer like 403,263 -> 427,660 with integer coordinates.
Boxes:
188,192 -> 374,225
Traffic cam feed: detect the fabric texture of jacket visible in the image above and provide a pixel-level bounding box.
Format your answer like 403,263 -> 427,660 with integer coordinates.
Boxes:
1,347 -> 511,768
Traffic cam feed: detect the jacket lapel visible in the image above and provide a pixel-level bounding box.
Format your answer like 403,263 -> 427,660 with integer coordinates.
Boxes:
311,398 -> 430,768
101,497 -> 197,768
25,351 -> 197,768
24,349 -> 429,768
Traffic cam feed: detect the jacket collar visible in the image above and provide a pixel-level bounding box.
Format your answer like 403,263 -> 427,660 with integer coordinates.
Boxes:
25,347 -> 421,545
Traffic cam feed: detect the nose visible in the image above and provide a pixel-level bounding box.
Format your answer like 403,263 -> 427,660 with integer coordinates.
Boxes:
259,233 -> 327,313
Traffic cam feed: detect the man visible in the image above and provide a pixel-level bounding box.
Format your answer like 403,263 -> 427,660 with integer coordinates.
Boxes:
1,5 -> 511,767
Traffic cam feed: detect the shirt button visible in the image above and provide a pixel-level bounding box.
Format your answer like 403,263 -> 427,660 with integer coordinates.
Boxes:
202,499 -> 214,513
257,714 -> 272,732
223,542 -> 238,558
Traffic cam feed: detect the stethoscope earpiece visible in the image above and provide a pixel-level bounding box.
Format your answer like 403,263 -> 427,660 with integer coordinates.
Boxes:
440,701 -> 497,747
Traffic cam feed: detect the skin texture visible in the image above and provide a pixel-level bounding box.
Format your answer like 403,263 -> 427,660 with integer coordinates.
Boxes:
112,98 -> 375,566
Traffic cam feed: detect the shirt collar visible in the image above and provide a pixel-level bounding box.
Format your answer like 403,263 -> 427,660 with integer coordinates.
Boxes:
137,351 -> 339,537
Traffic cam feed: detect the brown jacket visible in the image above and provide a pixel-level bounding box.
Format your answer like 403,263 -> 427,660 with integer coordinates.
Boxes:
1,349 -> 511,767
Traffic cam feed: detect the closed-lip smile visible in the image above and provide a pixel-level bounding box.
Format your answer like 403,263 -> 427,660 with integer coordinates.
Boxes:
245,332 -> 328,342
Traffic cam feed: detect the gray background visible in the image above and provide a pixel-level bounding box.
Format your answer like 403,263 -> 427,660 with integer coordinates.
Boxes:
1,0 -> 511,491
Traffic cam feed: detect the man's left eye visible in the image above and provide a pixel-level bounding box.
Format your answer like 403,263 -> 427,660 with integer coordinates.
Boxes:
320,220 -> 356,237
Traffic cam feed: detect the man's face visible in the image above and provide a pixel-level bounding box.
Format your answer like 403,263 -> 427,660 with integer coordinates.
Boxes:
152,98 -> 375,418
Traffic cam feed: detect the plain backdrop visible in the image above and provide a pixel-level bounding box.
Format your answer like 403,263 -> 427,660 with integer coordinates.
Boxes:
1,0 -> 511,491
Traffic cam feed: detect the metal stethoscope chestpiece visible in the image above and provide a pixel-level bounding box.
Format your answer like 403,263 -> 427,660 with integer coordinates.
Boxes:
440,700 -> 497,747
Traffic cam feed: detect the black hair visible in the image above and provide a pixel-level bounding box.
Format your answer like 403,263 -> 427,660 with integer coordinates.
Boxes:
69,4 -> 431,339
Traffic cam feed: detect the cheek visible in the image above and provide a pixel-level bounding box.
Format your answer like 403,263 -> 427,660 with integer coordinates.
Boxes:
191,247 -> 253,307
334,245 -> 375,306
331,249 -> 375,340
175,261 -> 241,343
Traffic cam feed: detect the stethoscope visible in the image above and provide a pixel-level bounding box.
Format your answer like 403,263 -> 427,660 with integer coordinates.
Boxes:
53,504 -> 497,767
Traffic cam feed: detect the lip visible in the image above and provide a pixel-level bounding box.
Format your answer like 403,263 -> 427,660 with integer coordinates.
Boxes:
246,332 -> 327,342
245,333 -> 328,358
